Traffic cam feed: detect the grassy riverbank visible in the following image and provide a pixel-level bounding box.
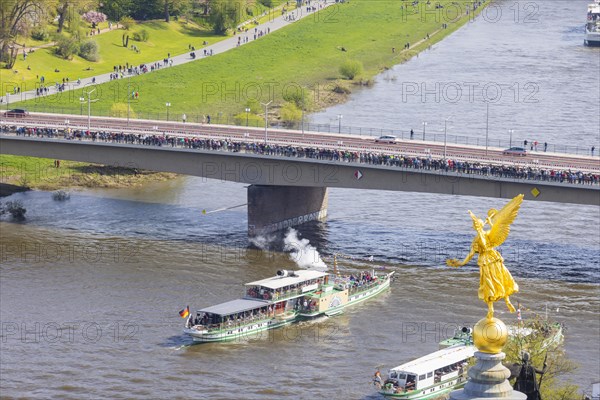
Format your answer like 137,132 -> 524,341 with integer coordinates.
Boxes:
0,20 -> 226,91
14,0 -> 488,121
0,154 -> 176,193
1,1 -> 293,90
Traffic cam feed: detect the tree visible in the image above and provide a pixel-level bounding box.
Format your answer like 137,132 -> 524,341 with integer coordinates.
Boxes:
56,1 -> 69,33
82,11 -> 107,25
279,102 -> 302,126
339,59 -> 363,80
79,39 -> 100,61
503,315 -> 583,400
0,0 -> 55,68
99,0 -> 133,21
110,102 -> 136,118
283,87 -> 313,111
54,33 -> 79,59
208,0 -> 242,35
56,0 -> 97,33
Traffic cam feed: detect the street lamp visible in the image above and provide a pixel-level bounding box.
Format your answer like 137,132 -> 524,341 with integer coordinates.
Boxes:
261,101 -> 272,145
301,88 -> 305,138
508,129 -> 514,148
485,102 -> 490,156
5,93 -> 9,111
165,102 -> 171,121
422,121 -> 427,141
82,88 -> 98,132
245,107 -> 250,127
337,114 -> 343,133
127,74 -> 131,127
444,115 -> 453,159
79,97 -> 84,115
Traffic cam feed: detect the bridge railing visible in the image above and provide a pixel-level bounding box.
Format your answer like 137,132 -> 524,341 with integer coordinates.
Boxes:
12,104 -> 599,158
2,117 -> 598,173
2,127 -> 599,187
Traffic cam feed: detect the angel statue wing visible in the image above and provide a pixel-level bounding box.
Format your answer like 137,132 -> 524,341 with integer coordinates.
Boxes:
487,194 -> 524,248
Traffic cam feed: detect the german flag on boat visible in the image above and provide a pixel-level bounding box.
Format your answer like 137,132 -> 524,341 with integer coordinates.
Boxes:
179,305 -> 190,319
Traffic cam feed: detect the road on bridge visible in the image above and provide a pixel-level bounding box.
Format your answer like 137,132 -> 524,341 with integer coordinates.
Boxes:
3,113 -> 599,174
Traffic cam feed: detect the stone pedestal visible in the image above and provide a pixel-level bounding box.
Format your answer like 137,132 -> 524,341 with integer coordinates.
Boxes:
450,352 -> 526,400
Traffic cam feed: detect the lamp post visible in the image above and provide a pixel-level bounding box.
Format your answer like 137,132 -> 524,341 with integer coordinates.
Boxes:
245,107 -> 250,127
79,97 -> 84,115
508,129 -> 514,148
127,73 -> 131,127
165,102 -> 171,121
422,121 -> 427,141
485,102 -> 489,156
83,88 -> 98,132
301,88 -> 305,138
6,93 -> 9,111
261,101 -> 272,145
337,114 -> 343,133
444,115 -> 453,159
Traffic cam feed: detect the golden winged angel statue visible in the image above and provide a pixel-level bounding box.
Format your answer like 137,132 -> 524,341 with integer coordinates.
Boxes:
446,194 -> 524,320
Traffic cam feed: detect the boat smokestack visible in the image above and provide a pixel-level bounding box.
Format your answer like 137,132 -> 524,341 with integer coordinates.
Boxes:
277,270 -> 289,277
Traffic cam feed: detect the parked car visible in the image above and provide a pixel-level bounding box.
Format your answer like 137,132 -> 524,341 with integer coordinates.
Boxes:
4,109 -> 29,118
375,135 -> 398,143
503,147 -> 527,156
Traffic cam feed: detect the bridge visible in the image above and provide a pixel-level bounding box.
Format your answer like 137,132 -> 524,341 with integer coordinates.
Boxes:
1,113 -> 599,235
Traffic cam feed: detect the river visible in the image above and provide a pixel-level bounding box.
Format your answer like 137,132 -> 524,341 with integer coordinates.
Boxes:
1,0 -> 599,399
311,0 -> 600,154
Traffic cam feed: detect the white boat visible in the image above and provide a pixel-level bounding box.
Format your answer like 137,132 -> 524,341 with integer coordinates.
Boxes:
585,0 -> 600,46
377,331 -> 475,399
591,382 -> 599,400
296,271 -> 394,318
375,318 -> 564,399
183,268 -> 394,342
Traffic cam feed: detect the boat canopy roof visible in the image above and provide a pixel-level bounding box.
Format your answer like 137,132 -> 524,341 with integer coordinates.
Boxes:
245,270 -> 328,290
198,298 -> 269,316
390,345 -> 475,376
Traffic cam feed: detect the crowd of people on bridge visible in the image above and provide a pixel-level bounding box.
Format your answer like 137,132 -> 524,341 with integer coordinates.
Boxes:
4,124 -> 599,186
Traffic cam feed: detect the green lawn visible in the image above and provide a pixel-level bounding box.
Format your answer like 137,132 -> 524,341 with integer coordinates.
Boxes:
0,154 -> 174,190
1,20 -> 225,91
13,0 -> 487,122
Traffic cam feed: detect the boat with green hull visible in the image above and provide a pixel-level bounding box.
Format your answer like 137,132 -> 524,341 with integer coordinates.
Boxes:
183,268 -> 394,342
376,328 -> 475,399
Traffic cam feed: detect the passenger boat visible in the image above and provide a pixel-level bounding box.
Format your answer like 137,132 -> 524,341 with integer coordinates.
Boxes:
183,268 -> 394,342
507,318 -> 564,351
585,0 -> 600,46
375,318 -> 563,399
377,328 -> 475,399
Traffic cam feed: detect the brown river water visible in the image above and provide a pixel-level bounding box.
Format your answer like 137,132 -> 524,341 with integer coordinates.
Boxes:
0,179 -> 598,399
1,0 -> 599,398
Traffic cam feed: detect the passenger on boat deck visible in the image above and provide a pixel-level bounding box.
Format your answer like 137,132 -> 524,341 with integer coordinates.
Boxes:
373,371 -> 383,388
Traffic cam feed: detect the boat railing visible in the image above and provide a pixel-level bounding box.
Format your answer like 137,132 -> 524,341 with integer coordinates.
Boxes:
347,278 -> 384,296
246,286 -> 318,302
272,288 -> 305,301
197,313 -> 283,333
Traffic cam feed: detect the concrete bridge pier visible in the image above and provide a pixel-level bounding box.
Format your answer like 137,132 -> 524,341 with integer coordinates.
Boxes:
247,185 -> 329,236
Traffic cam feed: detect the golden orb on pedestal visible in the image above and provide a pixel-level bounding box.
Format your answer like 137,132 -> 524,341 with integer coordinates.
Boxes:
473,317 -> 508,354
